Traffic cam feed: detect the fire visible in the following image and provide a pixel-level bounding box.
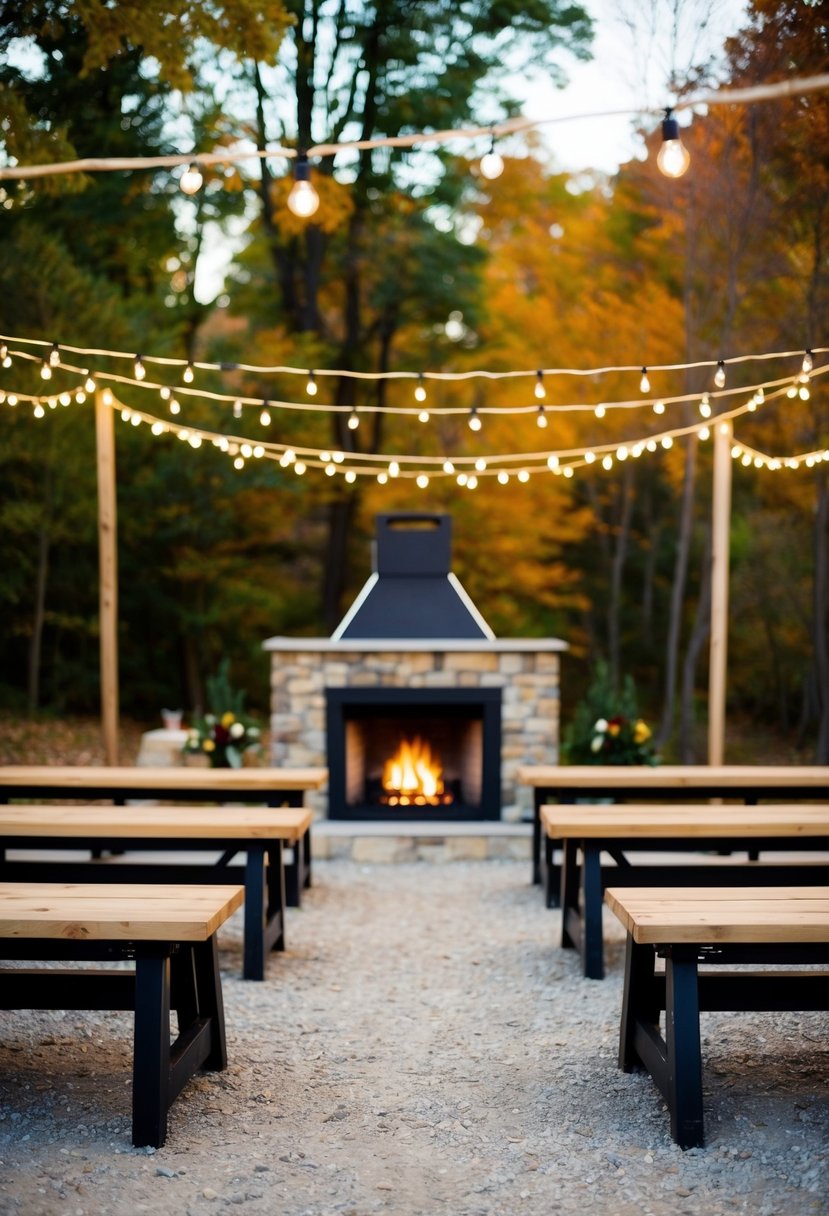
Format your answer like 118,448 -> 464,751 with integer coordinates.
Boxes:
381,736 -> 452,806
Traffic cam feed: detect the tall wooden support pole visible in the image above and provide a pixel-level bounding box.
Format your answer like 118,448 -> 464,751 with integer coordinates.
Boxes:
708,419 -> 733,766
95,390 -> 119,765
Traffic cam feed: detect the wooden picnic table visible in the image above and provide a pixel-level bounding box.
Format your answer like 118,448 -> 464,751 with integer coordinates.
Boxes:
0,880 -> 245,1147
541,803 -> 829,978
605,885 -> 829,1148
518,763 -> 829,889
0,764 -> 328,905
0,803 -> 313,981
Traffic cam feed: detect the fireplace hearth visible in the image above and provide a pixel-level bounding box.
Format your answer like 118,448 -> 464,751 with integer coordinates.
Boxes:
264,513 -> 567,823
327,687 -> 501,821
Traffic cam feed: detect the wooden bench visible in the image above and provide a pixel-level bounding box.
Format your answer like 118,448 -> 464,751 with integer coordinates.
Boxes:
0,804 -> 313,981
541,803 -> 829,978
0,881 -> 244,1148
0,764 -> 328,907
519,764 -> 829,890
605,885 -> 829,1149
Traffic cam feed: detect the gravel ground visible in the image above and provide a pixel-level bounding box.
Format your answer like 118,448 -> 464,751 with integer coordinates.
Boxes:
0,859 -> 827,1216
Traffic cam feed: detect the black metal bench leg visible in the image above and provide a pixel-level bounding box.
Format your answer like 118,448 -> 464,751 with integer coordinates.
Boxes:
266,840 -> 287,954
191,936 -> 227,1070
243,847 -> 267,981
619,936 -> 660,1072
581,844 -> 604,980
545,832 -> 560,909
665,948 -> 704,1149
560,839 -> 580,949
132,951 -> 172,1148
532,790 -> 543,885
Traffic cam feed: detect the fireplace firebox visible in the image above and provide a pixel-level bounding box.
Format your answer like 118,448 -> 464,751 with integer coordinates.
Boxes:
326,687 -> 502,821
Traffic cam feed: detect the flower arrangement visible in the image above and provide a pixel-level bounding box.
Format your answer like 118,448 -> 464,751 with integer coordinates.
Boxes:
183,661 -> 261,769
562,660 -> 659,766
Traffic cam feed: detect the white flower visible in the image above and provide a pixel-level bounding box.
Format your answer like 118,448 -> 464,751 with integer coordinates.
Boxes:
590,735 -> 603,753
204,713 -> 216,726
230,722 -> 245,739
247,726 -> 260,738
593,718 -> 608,733
188,729 -> 199,743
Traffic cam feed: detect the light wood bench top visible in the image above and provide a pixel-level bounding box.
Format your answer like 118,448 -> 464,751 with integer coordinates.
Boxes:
0,882 -> 245,941
605,886 -> 829,945
0,765 -> 328,792
0,804 -> 312,842
540,803 -> 829,838
519,764 -> 829,789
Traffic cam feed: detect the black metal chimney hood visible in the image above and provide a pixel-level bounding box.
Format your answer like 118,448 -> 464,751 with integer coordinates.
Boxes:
332,513 -> 494,640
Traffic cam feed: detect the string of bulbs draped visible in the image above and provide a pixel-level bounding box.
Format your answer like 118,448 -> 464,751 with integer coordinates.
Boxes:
1,334 -> 825,484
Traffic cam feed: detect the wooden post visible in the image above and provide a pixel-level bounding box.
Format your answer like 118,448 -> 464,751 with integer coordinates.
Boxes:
95,390 -> 119,765
708,419 -> 733,766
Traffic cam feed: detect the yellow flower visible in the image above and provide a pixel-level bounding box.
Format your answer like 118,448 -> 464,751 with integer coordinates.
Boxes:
607,721 -> 621,736
221,712 -> 235,728
203,738 -> 216,752
634,719 -> 652,744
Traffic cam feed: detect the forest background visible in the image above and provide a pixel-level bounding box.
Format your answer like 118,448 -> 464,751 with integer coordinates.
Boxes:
0,0 -> 827,763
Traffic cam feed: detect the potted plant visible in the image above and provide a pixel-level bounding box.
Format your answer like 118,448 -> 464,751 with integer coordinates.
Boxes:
183,661 -> 261,769
562,660 -> 659,766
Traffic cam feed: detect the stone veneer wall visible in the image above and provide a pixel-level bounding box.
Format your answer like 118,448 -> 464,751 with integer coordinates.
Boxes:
268,646 -> 561,822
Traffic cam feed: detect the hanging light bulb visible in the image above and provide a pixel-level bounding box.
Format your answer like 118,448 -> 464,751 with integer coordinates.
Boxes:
179,163 -> 203,196
443,459 -> 455,474
418,410 -> 430,423
260,405 -> 271,426
306,371 -> 317,396
347,408 -> 360,430
287,152 -> 320,218
656,108 -> 690,179
40,360 -> 52,380
414,374 -> 427,403
416,473 -> 429,489
594,404 -> 606,419
388,460 -> 400,478
169,397 -> 181,415
479,132 -> 504,181
233,399 -> 243,419
639,367 -> 650,393
134,355 -> 146,381
84,374 -> 96,393
345,470 -> 357,484
536,404 -> 548,428
498,471 -> 510,485
534,371 -> 546,400
802,349 -> 814,374
49,342 -> 61,367
714,360 -> 726,388
699,392 -> 711,418
653,400 -> 665,414
468,405 -> 482,431
0,344 -> 9,368
182,361 -> 195,384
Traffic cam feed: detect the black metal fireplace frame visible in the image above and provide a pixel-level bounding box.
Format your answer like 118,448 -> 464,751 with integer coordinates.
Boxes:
326,687 -> 502,821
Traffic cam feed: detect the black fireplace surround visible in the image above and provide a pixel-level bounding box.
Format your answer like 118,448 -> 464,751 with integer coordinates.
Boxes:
326,687 -> 502,821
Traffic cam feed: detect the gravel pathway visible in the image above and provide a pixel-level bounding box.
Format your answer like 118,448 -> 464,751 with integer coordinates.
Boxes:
0,860 -> 827,1215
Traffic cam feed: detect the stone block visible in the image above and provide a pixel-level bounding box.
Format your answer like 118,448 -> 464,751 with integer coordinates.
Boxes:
443,652 -> 499,672
352,836 -> 416,864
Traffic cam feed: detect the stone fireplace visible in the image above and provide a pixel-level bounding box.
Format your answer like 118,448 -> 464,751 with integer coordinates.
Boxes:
264,514 -> 566,823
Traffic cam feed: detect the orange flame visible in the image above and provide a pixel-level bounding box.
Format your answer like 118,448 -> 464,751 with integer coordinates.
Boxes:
382,736 -> 445,803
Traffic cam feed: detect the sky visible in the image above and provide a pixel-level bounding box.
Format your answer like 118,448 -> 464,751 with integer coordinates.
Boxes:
517,0 -> 750,173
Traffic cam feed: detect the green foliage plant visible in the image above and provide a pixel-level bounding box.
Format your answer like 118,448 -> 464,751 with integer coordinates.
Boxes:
562,659 -> 658,766
183,660 -> 261,769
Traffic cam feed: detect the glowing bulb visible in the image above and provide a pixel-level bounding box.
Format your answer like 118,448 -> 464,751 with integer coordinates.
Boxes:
345,470 -> 357,483
347,409 -> 359,430
755,387 -> 764,405
241,443 -> 253,458
653,400 -> 665,414
169,398 -> 181,415
639,367 -> 650,394
74,389 -> 86,403
602,454 -> 613,470
656,110 -> 690,178
84,375 -> 96,393
388,461 -> 400,478
536,405 -> 547,428
468,407 -> 482,431
306,372 -> 317,396
517,470 -> 530,483
233,400 -> 243,419
699,393 -> 711,418
59,392 -> 71,406
234,456 -> 245,470
714,360 -> 726,388
325,463 -> 336,476
159,386 -> 171,401
183,362 -> 195,384
594,404 -> 606,419
457,472 -> 468,486
534,371 -> 546,400
260,407 -> 271,426
498,471 -> 509,484
787,384 -> 798,398
333,450 -> 345,463
563,466 -> 574,478
188,433 -> 201,447
49,343 -> 60,367
661,436 -> 674,448
699,426 -> 710,440
479,134 -> 504,181
179,163 -> 203,195
617,446 -> 628,460
547,455 -> 559,471
418,410 -> 430,423
475,457 -> 487,472
134,356 -> 146,381
377,471 -> 387,484
443,460 -> 455,474
416,473 -> 429,488
584,451 -> 596,464
295,461 -> 306,475
151,421 -> 165,435
799,384 -> 810,400
287,154 -> 319,218
802,349 -> 814,374
33,403 -> 45,418
414,376 -> 427,402
40,361 -> 51,380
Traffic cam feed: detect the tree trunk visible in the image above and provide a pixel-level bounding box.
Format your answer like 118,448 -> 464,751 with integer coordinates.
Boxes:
608,462 -> 634,688
678,528 -> 712,762
27,522 -> 50,713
